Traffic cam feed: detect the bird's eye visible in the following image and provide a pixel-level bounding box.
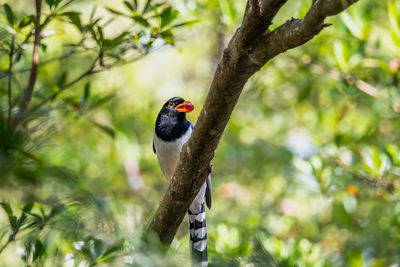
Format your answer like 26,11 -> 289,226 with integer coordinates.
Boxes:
168,102 -> 174,108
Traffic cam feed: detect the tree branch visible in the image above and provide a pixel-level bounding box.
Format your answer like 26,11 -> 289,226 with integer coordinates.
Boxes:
0,234 -> 14,255
15,0 -> 42,124
146,0 -> 359,247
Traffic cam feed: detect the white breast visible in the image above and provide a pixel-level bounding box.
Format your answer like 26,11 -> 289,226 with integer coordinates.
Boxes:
153,126 -> 193,181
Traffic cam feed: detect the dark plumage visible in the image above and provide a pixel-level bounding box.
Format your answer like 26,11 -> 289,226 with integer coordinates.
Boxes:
154,97 -> 193,143
153,97 -> 211,267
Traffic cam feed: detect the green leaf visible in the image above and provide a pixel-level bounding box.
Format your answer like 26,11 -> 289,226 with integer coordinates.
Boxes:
388,0 -> 400,36
340,12 -> 363,40
170,19 -> 200,29
19,15 -> 35,28
22,202 -> 34,213
371,146 -> 382,173
45,0 -> 62,10
103,32 -> 129,49
218,0 -> 236,23
160,29 -> 174,44
27,212 -> 45,224
0,202 -> 13,217
84,82 -> 90,100
34,202 -> 45,216
87,25 -> 100,45
32,239 -> 45,261
62,12 -> 82,31
97,244 -> 122,263
57,0 -> 74,10
93,238 -> 106,260
143,0 -> 152,13
89,119 -> 116,139
47,203 -> 66,219
132,0 -> 138,11
97,26 -> 104,42
45,0 -> 54,7
16,213 -> 27,232
3,4 -> 15,26
160,7 -> 179,29
9,216 -> 18,232
123,1 -> 134,11
90,6 -> 97,22
1,203 -> 18,233
22,241 -> 32,263
57,72 -> 68,87
132,15 -> 150,27
105,7 -> 124,16
88,93 -> 116,110
40,43 -> 47,52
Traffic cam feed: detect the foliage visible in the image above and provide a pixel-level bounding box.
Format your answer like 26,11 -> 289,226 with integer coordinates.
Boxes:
0,0 -> 400,266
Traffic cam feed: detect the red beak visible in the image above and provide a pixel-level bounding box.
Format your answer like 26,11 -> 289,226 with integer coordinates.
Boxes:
175,101 -> 194,113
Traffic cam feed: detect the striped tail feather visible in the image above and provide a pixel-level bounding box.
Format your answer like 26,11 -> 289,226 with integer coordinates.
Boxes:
188,202 -> 208,266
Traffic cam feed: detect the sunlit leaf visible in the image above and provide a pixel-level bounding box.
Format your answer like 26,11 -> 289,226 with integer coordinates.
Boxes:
34,202 -> 45,216
160,7 -> 179,28
61,12 -> 82,31
19,15 -> 35,28
218,0 -> 236,24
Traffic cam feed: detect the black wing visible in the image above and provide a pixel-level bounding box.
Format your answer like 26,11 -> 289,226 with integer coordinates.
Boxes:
205,174 -> 212,209
153,140 -> 156,154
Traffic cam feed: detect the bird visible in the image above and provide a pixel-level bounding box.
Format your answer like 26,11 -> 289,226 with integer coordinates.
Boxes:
153,97 -> 212,267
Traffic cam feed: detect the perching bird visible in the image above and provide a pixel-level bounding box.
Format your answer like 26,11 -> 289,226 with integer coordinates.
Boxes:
153,97 -> 212,267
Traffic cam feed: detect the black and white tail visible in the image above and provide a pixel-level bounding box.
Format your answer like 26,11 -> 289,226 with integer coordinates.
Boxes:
188,180 -> 210,267
189,202 -> 207,266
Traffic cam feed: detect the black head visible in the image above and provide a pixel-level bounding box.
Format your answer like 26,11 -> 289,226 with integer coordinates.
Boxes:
160,97 -> 194,115
155,97 -> 194,141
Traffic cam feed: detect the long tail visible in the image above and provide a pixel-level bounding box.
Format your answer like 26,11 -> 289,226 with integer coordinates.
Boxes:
188,183 -> 208,266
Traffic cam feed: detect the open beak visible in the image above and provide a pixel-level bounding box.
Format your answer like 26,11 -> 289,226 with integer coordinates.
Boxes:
175,100 -> 194,113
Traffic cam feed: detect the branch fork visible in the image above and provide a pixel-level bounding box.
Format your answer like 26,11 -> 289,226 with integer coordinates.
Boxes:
147,0 -> 360,249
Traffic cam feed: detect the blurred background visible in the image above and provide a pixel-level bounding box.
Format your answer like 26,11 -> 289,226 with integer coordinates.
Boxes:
0,0 -> 400,266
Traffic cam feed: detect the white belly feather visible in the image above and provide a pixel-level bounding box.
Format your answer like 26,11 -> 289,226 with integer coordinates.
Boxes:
153,126 -> 193,181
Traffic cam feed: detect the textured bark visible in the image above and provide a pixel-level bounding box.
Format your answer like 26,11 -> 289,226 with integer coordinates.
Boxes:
147,0 -> 359,246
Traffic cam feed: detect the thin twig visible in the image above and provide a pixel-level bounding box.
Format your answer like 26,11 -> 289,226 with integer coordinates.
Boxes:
16,0 -> 43,124
7,31 -> 15,128
23,57 -> 100,120
0,49 -> 85,79
0,235 -> 14,255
